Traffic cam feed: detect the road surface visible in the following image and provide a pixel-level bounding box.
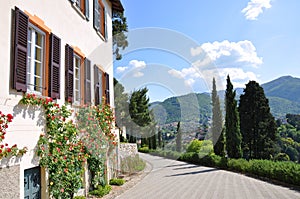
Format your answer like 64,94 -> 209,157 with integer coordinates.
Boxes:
117,153 -> 300,199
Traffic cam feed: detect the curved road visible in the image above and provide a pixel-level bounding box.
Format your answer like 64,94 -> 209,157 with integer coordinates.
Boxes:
117,153 -> 300,199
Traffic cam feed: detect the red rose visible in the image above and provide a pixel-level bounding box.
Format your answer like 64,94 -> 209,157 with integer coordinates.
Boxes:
7,148 -> 11,152
5,143 -> 8,146
7,114 -> 13,120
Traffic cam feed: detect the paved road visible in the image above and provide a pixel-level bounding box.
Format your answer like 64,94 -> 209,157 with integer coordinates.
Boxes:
117,153 -> 300,199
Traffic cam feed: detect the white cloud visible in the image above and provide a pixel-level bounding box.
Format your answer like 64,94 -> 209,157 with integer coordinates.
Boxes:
168,69 -> 184,79
242,0 -> 272,20
129,60 -> 146,69
201,40 -> 263,68
116,66 -> 128,73
133,71 -> 144,77
190,46 -> 204,56
218,68 -> 259,88
185,78 -> 195,87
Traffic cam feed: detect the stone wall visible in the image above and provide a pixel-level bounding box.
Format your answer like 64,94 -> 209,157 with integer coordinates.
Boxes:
119,143 -> 138,158
0,165 -> 20,199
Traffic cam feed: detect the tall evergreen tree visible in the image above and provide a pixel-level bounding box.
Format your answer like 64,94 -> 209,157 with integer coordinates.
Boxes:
239,81 -> 278,159
211,78 -> 224,156
157,129 -> 162,148
112,11 -> 128,60
225,75 -> 242,158
176,121 -> 182,152
129,87 -> 152,143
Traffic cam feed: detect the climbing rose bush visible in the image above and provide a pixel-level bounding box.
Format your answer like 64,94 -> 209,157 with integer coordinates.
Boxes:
0,111 -> 27,159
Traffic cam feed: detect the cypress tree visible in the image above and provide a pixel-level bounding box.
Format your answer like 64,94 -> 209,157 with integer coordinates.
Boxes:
225,75 -> 242,158
176,121 -> 182,152
211,78 -> 224,156
239,81 -> 278,159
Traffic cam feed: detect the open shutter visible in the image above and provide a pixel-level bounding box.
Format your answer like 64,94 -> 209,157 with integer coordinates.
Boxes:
49,33 -> 61,99
105,73 -> 110,104
85,0 -> 90,20
13,7 -> 28,92
94,65 -> 100,105
104,8 -> 108,40
65,45 -> 74,103
93,0 -> 99,31
84,59 -> 91,104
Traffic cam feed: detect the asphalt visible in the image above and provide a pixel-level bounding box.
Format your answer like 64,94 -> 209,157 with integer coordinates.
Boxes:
116,153 -> 300,199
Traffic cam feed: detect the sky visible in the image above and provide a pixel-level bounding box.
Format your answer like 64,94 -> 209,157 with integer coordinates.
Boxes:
113,0 -> 300,102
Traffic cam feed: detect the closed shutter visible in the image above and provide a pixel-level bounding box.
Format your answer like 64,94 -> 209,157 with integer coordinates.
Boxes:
49,33 -> 61,99
84,59 -> 91,104
93,0 -> 99,31
13,7 -> 29,92
65,45 -> 74,103
94,65 -> 100,105
85,0 -> 89,20
105,73 -> 110,104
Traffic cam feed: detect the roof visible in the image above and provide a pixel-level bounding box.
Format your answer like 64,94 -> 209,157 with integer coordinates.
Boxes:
110,0 -> 124,12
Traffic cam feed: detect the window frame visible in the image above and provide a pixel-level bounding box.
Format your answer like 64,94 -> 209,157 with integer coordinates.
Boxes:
26,23 -> 46,95
73,54 -> 82,105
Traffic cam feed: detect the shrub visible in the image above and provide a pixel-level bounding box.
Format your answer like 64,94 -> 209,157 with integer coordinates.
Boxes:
227,158 -> 251,173
121,154 -> 146,174
73,196 -> 86,199
110,178 -> 125,186
89,185 -> 112,197
138,146 -> 150,153
186,139 -> 203,153
274,153 -> 290,161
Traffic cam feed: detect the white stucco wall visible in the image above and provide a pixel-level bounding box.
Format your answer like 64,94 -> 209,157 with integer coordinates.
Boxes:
0,1 -> 116,198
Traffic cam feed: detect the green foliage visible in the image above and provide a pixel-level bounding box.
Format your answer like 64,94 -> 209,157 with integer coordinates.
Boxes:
109,178 -> 125,186
89,185 -> 112,197
239,81 -> 278,160
176,121 -> 182,152
286,114 -> 300,130
274,153 -> 290,161
227,159 -> 250,173
211,78 -> 225,157
186,139 -> 203,153
112,11 -> 128,60
225,75 -> 242,158
73,196 -> 86,199
138,146 -> 150,153
121,155 -> 146,174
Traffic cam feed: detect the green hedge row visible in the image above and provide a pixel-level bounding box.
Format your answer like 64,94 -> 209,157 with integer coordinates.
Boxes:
140,149 -> 300,186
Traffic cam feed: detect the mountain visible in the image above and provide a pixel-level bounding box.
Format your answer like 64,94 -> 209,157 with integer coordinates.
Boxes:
262,76 -> 300,103
151,76 -> 300,123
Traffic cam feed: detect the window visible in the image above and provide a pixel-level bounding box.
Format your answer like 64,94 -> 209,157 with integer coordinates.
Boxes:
94,65 -> 110,105
13,7 -> 61,99
70,0 -> 89,20
27,25 -> 45,94
93,0 -> 107,39
73,54 -> 81,104
65,45 -> 91,105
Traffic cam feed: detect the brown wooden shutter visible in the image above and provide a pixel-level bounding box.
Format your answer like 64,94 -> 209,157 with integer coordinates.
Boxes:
105,73 -> 110,104
84,58 -> 91,104
13,7 -> 29,92
94,65 -> 100,105
49,33 -> 61,99
65,44 -> 74,103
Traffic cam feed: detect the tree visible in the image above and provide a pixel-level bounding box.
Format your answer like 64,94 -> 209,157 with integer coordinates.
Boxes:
176,121 -> 182,152
129,87 -> 152,143
114,78 -> 129,128
225,75 -> 242,158
157,129 -> 162,148
239,81 -> 278,159
112,11 -> 128,60
211,78 -> 224,156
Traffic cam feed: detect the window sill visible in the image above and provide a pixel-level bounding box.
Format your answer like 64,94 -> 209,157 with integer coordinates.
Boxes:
95,30 -> 106,42
71,3 -> 86,20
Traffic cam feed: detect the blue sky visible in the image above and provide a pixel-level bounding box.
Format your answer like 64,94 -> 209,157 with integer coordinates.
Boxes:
114,0 -> 300,102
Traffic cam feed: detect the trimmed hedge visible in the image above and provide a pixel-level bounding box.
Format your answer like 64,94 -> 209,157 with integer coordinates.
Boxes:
139,149 -> 300,186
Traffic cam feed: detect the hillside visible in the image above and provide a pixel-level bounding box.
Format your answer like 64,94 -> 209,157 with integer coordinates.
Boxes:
151,76 -> 300,123
262,76 -> 300,103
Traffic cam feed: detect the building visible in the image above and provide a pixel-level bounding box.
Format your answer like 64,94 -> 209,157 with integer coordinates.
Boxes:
0,0 -> 123,198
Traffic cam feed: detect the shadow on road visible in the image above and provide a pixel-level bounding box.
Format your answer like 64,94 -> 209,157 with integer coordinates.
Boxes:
165,168 -> 219,177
